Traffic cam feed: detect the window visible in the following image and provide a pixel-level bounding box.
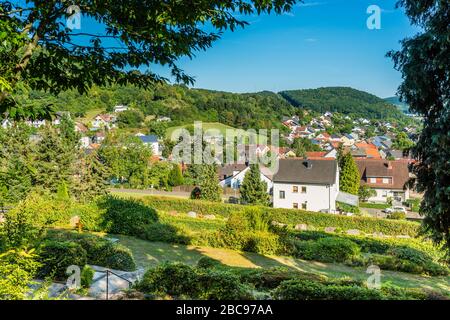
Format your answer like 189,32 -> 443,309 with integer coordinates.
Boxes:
302,202 -> 308,210
279,191 -> 285,199
293,203 -> 298,209
382,191 -> 388,197
370,178 -> 377,183
293,186 -> 298,193
301,186 -> 307,193
382,178 -> 389,184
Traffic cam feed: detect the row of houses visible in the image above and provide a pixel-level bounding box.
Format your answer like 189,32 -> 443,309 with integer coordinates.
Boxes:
219,157 -> 411,213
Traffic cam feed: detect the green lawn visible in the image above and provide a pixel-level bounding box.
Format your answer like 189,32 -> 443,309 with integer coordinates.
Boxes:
115,234 -> 450,296
77,108 -> 105,123
165,122 -> 269,143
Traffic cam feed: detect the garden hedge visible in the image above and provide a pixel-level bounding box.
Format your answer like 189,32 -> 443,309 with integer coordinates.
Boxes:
139,196 -> 420,237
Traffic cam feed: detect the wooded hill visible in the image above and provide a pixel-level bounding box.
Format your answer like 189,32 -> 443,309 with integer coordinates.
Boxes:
280,87 -> 403,119
15,85 -> 405,129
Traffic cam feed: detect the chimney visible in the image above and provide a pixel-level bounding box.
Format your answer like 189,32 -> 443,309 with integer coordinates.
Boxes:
303,160 -> 313,169
387,161 -> 393,170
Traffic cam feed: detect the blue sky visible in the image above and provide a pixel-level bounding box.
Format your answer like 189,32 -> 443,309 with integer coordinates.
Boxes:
75,0 -> 418,98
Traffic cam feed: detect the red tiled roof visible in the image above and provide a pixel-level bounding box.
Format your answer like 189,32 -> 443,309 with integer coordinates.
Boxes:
306,151 -> 327,158
355,159 -> 410,190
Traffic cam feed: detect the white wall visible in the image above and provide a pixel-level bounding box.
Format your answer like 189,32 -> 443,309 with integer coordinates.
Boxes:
273,182 -> 338,212
219,167 -> 273,193
368,188 -> 409,203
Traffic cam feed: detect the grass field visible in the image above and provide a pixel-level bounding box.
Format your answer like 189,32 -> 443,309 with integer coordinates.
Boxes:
166,122 -> 269,144
77,108 -> 105,123
115,235 -> 450,296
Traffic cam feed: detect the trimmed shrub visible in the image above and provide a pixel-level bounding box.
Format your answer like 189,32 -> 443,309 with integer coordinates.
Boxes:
272,279 -> 384,300
37,240 -> 88,280
137,263 -> 199,298
239,267 -> 326,290
243,232 -> 281,255
388,212 -> 406,220
137,263 -> 253,300
292,238 -> 360,263
196,270 -> 253,300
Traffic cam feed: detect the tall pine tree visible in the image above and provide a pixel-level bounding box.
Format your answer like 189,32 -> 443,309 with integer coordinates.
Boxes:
339,153 -> 360,195
193,164 -> 222,202
240,164 -> 270,206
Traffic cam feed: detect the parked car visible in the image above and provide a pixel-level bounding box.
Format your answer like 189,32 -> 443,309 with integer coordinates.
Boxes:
384,206 -> 407,214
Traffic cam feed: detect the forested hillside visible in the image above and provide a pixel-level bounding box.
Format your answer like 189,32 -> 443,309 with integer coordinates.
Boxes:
11,85 -> 404,129
18,85 -> 297,130
279,87 -> 403,119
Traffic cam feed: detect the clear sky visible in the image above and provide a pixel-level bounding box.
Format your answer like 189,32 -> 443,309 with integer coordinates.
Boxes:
153,0 -> 418,98
73,0 -> 418,98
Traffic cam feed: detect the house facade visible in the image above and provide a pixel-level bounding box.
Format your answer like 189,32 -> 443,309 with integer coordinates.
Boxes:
138,134 -> 159,155
219,165 -> 273,193
355,159 -> 410,203
272,159 -> 339,212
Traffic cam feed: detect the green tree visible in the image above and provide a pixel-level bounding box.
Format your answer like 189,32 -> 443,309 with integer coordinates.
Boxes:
98,133 -> 152,188
240,164 -> 270,206
33,126 -> 75,193
168,164 -> 184,187
392,132 -> 414,151
388,0 -> 449,251
339,153 -> 360,195
192,164 -> 221,202
55,181 -> 69,201
293,137 -> 321,157
58,113 -> 79,147
358,185 -> 377,202
0,249 -> 40,300
73,151 -> 110,201
0,1 -> 297,113
117,110 -> 145,128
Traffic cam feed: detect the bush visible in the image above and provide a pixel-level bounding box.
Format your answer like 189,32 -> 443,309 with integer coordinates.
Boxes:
141,222 -> 191,245
239,267 -> 326,290
137,263 -> 201,298
292,238 -> 360,263
137,263 -> 253,300
37,240 -> 88,280
44,230 -> 136,271
270,279 -> 426,300
196,270 -> 253,300
243,232 -> 281,255
81,265 -> 95,288
388,212 -> 406,220
197,256 -> 222,269
96,196 -> 158,236
101,244 -> 136,271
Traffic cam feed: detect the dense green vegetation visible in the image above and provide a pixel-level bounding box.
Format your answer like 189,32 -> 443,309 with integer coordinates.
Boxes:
135,261 -> 443,300
12,85 -> 298,132
6,84 -> 412,135
388,0 -> 450,253
280,87 -> 404,119
138,196 -> 420,237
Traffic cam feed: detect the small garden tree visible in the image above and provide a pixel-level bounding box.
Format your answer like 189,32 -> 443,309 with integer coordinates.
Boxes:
168,164 -> 184,187
358,185 -> 377,202
240,164 -> 270,206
